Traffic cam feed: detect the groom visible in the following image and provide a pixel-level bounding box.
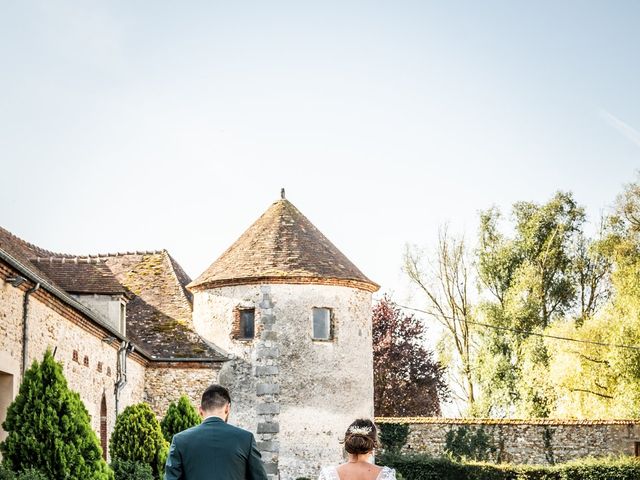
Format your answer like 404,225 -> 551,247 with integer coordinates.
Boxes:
164,384 -> 268,480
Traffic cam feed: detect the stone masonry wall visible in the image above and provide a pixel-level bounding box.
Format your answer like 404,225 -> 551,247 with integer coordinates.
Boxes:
0,270 -> 146,458
380,418 -> 640,465
144,365 -> 221,417
193,283 -> 374,480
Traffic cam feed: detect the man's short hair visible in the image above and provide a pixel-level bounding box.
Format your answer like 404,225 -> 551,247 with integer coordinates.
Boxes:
201,384 -> 231,411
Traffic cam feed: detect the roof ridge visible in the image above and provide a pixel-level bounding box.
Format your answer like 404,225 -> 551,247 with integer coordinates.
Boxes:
159,250 -> 194,306
0,225 -> 64,258
30,250 -> 167,263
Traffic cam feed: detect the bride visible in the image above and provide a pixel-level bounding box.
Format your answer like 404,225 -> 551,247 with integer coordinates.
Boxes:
318,419 -> 396,480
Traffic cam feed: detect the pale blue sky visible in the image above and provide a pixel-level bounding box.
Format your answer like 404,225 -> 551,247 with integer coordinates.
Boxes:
1,1 -> 639,300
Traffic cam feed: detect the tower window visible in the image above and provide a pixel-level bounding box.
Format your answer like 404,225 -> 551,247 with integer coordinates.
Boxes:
238,308 -> 256,340
312,307 -> 332,340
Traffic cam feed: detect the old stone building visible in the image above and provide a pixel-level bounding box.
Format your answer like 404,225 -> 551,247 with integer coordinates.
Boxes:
0,194 -> 379,479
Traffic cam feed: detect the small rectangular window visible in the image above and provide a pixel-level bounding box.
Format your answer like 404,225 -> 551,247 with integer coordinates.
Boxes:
313,307 -> 332,340
635,441 -> 640,457
239,309 -> 255,339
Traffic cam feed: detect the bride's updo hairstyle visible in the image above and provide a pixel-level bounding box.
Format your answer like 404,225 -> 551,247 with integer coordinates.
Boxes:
343,418 -> 379,455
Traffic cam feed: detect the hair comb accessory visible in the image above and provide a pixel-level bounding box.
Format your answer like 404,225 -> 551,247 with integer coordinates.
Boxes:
348,426 -> 372,435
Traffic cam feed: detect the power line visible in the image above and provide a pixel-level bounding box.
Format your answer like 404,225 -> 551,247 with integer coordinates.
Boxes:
396,304 -> 640,352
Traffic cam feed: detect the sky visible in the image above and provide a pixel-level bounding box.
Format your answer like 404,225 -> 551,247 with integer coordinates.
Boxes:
1,1 -> 639,307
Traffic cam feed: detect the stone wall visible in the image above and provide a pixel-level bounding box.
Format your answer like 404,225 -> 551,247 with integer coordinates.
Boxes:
193,283 -> 374,480
378,418 -> 640,465
144,364 -> 221,417
0,268 -> 146,459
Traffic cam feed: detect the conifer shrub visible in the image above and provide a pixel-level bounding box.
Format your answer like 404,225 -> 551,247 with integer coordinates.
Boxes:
160,395 -> 201,443
110,459 -> 154,480
14,470 -> 48,480
0,465 -> 14,480
109,403 -> 168,480
0,350 -> 112,480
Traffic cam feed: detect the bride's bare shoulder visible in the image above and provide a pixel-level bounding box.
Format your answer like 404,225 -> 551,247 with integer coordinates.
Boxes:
335,462 -> 384,478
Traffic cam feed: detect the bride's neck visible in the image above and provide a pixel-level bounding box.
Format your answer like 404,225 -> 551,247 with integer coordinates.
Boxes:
347,453 -> 372,463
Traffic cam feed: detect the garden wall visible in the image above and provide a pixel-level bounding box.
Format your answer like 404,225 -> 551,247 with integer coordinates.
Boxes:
377,418 -> 640,464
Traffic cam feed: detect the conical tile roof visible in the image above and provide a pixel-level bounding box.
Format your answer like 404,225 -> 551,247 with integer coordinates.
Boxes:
188,199 -> 378,292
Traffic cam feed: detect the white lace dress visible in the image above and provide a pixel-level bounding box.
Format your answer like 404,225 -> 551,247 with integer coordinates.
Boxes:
318,466 -> 396,480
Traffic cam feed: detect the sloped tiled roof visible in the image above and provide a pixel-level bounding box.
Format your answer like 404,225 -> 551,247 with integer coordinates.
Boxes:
0,225 -> 225,361
104,251 -> 223,359
189,199 -> 379,292
32,258 -> 127,295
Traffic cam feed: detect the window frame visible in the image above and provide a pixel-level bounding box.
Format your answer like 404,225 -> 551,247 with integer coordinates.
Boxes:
233,307 -> 256,341
311,307 -> 334,341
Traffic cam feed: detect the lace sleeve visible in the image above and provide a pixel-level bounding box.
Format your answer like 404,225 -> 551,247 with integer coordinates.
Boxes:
379,466 -> 397,479
318,467 -> 336,480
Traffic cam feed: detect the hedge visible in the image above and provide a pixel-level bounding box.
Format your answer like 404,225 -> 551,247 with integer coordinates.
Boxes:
378,453 -> 640,480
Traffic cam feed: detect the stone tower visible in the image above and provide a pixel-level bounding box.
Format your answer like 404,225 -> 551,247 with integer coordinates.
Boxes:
188,197 -> 379,479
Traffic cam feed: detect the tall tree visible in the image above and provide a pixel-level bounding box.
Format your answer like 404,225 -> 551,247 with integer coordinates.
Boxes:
373,295 -> 448,416
0,350 -> 112,480
475,192 -> 587,417
546,175 -> 640,417
404,227 -> 477,411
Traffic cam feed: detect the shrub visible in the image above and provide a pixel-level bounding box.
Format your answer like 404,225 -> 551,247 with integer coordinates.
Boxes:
14,470 -> 48,480
160,395 -> 201,443
379,423 -> 410,453
109,403 -> 168,480
0,465 -> 14,480
0,350 -> 112,480
444,426 -> 496,462
377,453 -> 640,480
110,459 -> 154,480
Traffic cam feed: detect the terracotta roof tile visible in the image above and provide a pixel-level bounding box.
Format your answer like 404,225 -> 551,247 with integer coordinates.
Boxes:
189,199 -> 379,292
31,258 -> 127,295
104,251 -> 225,360
0,225 -> 225,361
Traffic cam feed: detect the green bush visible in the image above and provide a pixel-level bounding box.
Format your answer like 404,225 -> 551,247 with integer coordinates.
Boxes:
109,403 -> 168,480
110,459 -> 154,480
378,453 -> 640,480
160,395 -> 201,443
444,426 -> 496,462
0,350 -> 112,480
14,470 -> 48,480
0,465 -> 14,480
379,423 -> 410,453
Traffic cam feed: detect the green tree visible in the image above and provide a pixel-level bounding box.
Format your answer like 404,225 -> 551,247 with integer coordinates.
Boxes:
0,350 -> 112,480
475,192 -> 587,417
545,175 -> 640,417
109,403 -> 168,480
160,395 -> 201,443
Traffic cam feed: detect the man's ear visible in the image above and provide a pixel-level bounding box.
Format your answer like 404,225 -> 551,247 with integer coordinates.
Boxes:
198,406 -> 205,418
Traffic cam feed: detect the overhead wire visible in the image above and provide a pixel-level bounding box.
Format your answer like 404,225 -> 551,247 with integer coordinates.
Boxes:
396,304 -> 640,352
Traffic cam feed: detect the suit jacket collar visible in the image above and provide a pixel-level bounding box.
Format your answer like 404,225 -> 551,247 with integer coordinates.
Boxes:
202,416 -> 225,425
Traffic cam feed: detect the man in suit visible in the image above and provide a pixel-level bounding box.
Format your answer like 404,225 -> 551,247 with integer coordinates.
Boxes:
165,384 -> 268,480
